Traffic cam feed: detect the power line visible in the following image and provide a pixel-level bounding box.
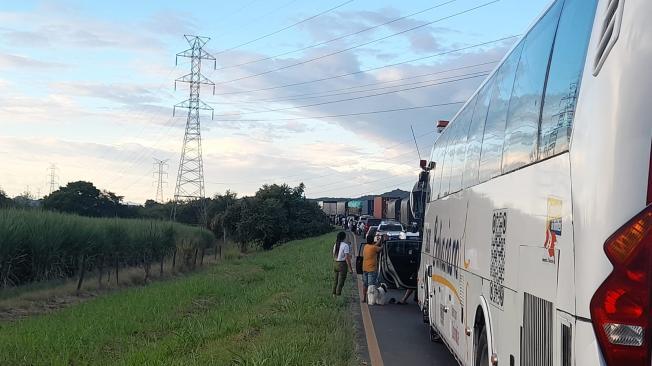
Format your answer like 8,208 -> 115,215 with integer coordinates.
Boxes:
220,61 -> 498,104
213,0 -> 356,56
212,0 -> 499,86
213,101 -> 465,122
204,129 -> 436,188
213,0 -> 457,71
212,72 -> 487,116
213,35 -> 518,96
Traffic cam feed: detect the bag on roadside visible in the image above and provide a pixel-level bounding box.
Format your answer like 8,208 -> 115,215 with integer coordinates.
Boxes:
355,243 -> 364,274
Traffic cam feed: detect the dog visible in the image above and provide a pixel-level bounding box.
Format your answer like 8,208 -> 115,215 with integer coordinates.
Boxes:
367,285 -> 378,305
367,283 -> 389,306
375,283 -> 388,305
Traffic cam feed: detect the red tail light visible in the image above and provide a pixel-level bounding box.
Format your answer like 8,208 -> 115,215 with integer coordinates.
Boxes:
647,142 -> 652,205
590,205 -> 652,365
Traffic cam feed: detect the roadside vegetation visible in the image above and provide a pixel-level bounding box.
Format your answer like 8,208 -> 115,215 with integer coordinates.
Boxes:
0,232 -> 356,366
0,209 -> 214,289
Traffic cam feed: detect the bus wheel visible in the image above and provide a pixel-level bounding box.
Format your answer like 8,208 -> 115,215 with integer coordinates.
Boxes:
475,326 -> 489,365
429,326 -> 442,343
422,303 -> 429,323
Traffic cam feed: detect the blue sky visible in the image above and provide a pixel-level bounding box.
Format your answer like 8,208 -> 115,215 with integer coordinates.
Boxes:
0,0 -> 550,202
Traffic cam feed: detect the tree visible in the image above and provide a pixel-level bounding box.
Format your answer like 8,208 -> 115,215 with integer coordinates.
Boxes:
42,181 -> 124,217
211,183 -> 329,252
0,189 -> 12,208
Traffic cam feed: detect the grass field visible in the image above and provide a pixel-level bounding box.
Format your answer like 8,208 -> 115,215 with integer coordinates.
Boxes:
0,232 -> 357,366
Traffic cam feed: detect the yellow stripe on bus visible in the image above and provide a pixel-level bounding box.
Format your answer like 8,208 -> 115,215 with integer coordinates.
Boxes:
431,274 -> 462,303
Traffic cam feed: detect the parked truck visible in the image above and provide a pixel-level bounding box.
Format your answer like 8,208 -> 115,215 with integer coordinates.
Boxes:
385,199 -> 402,221
319,201 -> 338,216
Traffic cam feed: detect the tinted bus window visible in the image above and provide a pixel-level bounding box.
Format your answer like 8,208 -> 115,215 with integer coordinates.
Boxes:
461,90 -> 486,189
433,131 -> 451,199
449,104 -> 474,193
479,44 -> 523,182
440,125 -> 457,197
539,0 -> 597,159
502,1 -> 563,173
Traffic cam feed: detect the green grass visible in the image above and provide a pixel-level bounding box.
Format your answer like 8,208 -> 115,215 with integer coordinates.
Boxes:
0,232 -> 357,366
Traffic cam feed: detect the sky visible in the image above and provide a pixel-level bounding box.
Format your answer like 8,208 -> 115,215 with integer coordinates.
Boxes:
0,0 -> 550,203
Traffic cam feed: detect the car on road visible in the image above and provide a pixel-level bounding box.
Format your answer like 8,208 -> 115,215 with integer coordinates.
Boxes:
374,221 -> 404,243
379,238 -> 421,289
365,226 -> 378,242
363,218 -> 381,237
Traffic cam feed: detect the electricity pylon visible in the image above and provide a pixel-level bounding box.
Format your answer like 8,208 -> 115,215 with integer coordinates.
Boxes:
171,35 -> 216,224
47,164 -> 59,194
153,158 -> 169,203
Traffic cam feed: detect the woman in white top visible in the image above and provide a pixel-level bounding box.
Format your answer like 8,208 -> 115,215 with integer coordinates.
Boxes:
332,231 -> 352,296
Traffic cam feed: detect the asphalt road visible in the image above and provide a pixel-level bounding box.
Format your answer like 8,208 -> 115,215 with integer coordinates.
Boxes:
348,231 -> 458,366
369,289 -> 458,366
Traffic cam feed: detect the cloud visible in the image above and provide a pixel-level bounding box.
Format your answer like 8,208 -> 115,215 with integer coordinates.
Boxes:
143,11 -> 199,36
0,53 -> 68,70
0,8 -> 168,53
51,81 -> 164,105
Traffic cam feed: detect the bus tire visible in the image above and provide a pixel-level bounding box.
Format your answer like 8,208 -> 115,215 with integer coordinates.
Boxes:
429,326 -> 442,343
475,326 -> 489,366
422,303 -> 429,323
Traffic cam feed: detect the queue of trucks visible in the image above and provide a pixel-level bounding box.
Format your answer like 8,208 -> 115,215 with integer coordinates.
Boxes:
318,195 -> 415,227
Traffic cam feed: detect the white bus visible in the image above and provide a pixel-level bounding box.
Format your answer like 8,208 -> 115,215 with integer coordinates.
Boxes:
417,0 -> 652,365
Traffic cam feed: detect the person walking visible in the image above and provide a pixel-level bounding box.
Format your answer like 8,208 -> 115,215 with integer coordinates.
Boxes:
361,232 -> 383,302
332,231 -> 352,296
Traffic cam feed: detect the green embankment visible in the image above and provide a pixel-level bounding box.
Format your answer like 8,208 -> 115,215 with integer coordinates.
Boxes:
0,232 -> 356,365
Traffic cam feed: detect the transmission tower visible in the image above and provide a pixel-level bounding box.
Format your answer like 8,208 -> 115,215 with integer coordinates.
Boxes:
47,164 -> 59,194
153,158 -> 169,203
171,35 -> 216,224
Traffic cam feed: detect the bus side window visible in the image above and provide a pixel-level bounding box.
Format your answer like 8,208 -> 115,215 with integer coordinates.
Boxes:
463,85 -> 491,189
502,0 -> 563,173
443,117 -> 464,196
450,101 -> 474,193
479,44 -> 523,183
538,0 -> 597,159
431,132 -> 448,199
439,129 -> 455,197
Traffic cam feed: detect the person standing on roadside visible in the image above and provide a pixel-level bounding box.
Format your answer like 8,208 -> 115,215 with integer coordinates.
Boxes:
361,232 -> 383,302
332,231 -> 353,296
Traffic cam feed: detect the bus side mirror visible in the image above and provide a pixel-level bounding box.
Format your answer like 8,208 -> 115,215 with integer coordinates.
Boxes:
428,161 -> 436,170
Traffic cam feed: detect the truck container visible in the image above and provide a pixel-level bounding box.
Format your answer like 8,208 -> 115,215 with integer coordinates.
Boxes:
347,200 -> 362,215
335,201 -> 347,215
373,196 -> 384,218
320,201 -> 338,215
400,199 -> 413,226
386,199 -> 401,220
361,200 -> 372,216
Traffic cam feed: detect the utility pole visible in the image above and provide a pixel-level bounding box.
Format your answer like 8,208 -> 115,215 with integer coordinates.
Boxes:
47,164 -> 59,195
153,158 -> 169,203
171,35 -> 216,225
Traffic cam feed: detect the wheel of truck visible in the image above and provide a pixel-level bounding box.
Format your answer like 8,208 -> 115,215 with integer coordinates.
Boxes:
475,326 -> 489,366
429,326 -> 442,343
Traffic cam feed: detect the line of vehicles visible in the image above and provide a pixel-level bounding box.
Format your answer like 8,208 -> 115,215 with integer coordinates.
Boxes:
414,0 -> 652,365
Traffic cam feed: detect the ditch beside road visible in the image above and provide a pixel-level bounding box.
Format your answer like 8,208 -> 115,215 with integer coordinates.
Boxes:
349,232 -> 458,366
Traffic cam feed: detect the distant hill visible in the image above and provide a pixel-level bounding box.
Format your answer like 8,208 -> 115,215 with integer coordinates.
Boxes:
313,188 -> 410,202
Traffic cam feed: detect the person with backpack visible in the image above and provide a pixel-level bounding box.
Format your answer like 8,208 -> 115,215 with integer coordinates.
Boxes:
361,232 -> 384,302
332,231 -> 352,296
